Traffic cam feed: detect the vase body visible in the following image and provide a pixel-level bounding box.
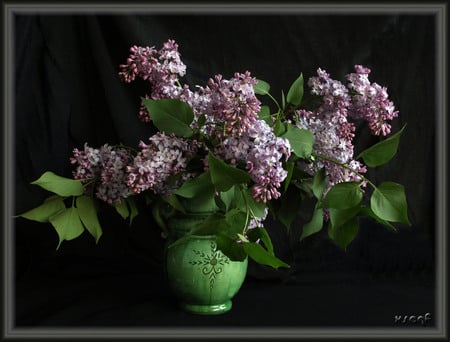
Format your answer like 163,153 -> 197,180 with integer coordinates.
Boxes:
165,214 -> 248,315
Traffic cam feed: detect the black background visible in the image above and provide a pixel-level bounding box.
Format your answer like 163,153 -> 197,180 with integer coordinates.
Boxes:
12,13 -> 437,331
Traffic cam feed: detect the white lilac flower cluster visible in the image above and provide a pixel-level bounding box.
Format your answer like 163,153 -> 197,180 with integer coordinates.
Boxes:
296,65 -> 398,193
70,144 -> 134,205
118,40 -> 291,203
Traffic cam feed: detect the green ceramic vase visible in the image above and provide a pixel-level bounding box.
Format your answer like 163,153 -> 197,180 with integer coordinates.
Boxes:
165,214 -> 248,315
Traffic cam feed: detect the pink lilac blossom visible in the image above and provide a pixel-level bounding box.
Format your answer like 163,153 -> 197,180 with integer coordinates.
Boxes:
346,65 -> 399,136
199,71 -> 261,138
214,120 -> 291,203
70,144 -> 134,205
126,132 -> 200,195
118,40 -> 261,140
296,67 -> 367,192
118,40 -> 187,122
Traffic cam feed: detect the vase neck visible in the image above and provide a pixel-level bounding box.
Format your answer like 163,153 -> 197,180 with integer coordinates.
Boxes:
167,212 -> 215,240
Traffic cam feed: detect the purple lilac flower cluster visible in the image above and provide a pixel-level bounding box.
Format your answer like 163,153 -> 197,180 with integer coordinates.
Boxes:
214,120 -> 291,203
118,40 -> 288,203
118,40 -> 187,122
200,72 -> 261,138
296,68 -> 366,191
70,144 -> 134,205
296,65 -> 397,193
346,65 -> 399,136
126,132 -> 201,195
120,42 -> 261,139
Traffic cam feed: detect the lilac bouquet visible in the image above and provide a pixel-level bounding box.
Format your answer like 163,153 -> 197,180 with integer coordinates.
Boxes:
18,40 -> 409,269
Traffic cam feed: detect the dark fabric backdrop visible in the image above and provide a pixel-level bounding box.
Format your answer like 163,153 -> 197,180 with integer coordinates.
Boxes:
13,14 -> 436,329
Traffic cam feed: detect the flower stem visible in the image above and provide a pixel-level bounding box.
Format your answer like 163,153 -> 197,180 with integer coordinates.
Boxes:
239,186 -> 250,233
313,153 -> 377,189
264,91 -> 281,113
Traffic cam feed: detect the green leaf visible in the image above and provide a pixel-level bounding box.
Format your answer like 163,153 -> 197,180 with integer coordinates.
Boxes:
286,73 -> 304,106
253,79 -> 270,95
216,186 -> 236,212
370,182 -> 410,225
31,171 -> 84,197
208,152 -> 251,192
49,207 -> 85,249
174,172 -> 214,198
115,200 -> 129,219
216,234 -> 247,261
126,197 -> 139,224
329,206 -> 360,229
328,217 -> 359,250
258,105 -> 272,125
191,213 -> 230,236
359,206 -> 397,232
312,168 -> 328,200
300,207 -> 324,241
17,195 -> 66,223
243,242 -> 290,269
281,124 -> 314,158
224,208 -> 248,238
240,187 -> 267,218
275,186 -> 302,231
142,98 -> 194,137
76,196 -> 102,243
322,182 -> 363,209
357,125 -> 406,167
247,227 -> 274,255
162,194 -> 186,214
273,119 -> 288,137
281,89 -> 286,110
284,161 -> 295,192
152,201 -> 168,234
197,114 -> 206,127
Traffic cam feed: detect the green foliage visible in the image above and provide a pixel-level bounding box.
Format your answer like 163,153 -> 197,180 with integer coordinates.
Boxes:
312,168 -> 328,200
300,206 -> 323,241
76,196 -> 102,243
208,152 -> 251,192
328,217 -> 358,250
174,172 -> 214,198
357,125 -> 406,167
253,79 -> 270,95
359,206 -> 397,232
370,182 -> 410,225
17,195 -> 65,223
216,234 -> 247,261
247,227 -> 274,255
49,206 -> 85,249
142,98 -> 194,137
328,206 -> 360,229
281,124 -> 314,158
31,171 -> 84,197
286,73 -> 304,106
273,186 -> 302,231
115,200 -> 129,220
258,105 -> 272,125
242,242 -> 290,269
322,182 -> 363,209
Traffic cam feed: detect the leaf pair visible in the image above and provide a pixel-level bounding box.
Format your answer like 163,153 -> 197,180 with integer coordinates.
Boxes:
254,73 -> 304,108
18,195 -> 103,249
17,171 -> 103,248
